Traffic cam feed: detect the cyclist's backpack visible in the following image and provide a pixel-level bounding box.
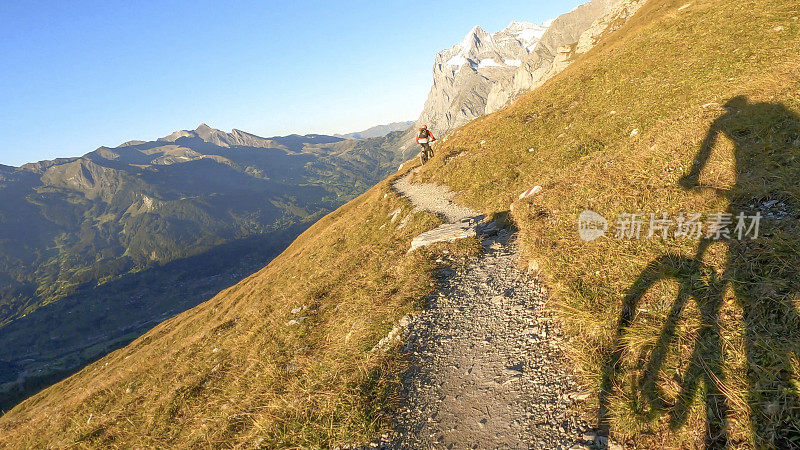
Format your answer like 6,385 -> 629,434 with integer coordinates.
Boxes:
418,128 -> 429,139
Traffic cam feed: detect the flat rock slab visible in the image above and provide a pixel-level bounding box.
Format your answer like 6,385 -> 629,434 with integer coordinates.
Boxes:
408,220 -> 478,252
394,173 -> 484,252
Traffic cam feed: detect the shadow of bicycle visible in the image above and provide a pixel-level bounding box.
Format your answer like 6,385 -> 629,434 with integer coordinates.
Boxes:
597,96 -> 800,448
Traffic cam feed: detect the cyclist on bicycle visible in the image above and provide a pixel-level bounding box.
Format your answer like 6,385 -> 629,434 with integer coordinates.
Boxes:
416,125 -> 436,164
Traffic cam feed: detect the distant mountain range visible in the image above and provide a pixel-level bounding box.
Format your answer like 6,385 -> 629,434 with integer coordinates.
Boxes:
0,123 -> 407,409
334,121 -> 414,140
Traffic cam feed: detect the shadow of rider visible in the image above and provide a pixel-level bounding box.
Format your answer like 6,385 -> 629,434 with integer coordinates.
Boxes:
599,96 -> 800,448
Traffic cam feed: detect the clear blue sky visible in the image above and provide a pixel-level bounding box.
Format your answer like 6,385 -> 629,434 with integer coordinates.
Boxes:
0,0 -> 584,166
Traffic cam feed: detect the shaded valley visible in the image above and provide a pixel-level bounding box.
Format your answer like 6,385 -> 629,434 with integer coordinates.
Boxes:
0,123 -> 409,411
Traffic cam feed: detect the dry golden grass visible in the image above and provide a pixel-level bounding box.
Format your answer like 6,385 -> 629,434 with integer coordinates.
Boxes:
416,0 -> 800,446
0,171 -> 482,448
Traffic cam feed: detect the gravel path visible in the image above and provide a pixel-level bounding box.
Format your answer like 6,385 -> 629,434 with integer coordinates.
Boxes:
393,172 -> 480,223
385,173 -> 596,449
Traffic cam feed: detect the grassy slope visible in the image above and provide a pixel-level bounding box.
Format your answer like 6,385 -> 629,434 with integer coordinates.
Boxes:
415,0 -> 800,446
1,0 -> 799,447
0,133 -> 408,414
0,172 -> 479,447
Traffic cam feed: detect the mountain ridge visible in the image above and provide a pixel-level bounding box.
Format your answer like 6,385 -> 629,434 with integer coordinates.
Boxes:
334,121 -> 414,140
0,123 -> 407,412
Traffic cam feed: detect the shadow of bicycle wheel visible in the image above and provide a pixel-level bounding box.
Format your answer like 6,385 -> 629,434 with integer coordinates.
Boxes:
598,246 -> 729,448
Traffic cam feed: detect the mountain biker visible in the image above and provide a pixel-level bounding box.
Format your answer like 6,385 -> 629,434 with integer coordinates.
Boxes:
416,125 -> 437,164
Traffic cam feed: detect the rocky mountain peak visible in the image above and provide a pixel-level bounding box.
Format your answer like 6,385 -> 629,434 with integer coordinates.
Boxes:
460,25 -> 489,50
156,124 -> 274,149
437,21 -> 547,76
194,123 -> 214,135
193,123 -> 221,142
415,20 -> 552,138
412,0 -> 634,139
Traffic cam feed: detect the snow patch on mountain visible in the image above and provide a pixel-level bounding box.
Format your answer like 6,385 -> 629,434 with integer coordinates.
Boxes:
478,58 -> 504,68
445,54 -> 468,68
506,21 -> 549,48
485,0 -> 639,114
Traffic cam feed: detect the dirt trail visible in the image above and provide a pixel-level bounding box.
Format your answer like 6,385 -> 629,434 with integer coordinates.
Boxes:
392,174 -> 480,223
385,172 -> 600,449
